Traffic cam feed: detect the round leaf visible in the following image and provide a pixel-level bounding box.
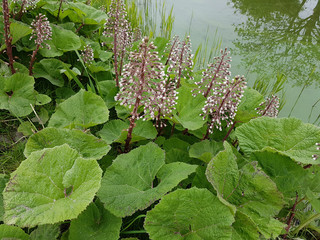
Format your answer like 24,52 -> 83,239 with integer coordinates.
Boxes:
0,73 -> 36,116
3,144 -> 102,227
68,201 -> 122,240
174,84 -> 206,130
144,188 -> 235,240
97,143 -> 197,217
24,127 -> 110,160
51,24 -> 81,51
0,224 -> 29,240
235,117 -> 320,164
48,89 -> 109,129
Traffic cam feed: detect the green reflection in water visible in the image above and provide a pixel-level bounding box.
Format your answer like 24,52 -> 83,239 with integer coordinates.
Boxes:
230,0 -> 320,123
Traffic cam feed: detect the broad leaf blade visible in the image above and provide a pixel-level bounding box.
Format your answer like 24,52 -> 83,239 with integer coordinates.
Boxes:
235,117 -> 320,164
0,73 -> 36,116
97,143 -> 197,217
174,84 -> 206,130
144,188 -> 235,240
0,224 -> 29,240
3,144 -> 102,227
189,139 -> 224,163
30,224 -> 60,240
206,142 -> 284,238
68,201 -> 122,240
48,89 -> 109,129
24,127 -> 110,159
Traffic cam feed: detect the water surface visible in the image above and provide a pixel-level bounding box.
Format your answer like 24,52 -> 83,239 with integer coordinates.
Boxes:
156,0 -> 320,123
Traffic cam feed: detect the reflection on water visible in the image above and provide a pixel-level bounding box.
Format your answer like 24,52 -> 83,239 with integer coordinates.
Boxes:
142,0 -> 320,123
231,0 -> 320,87
230,0 -> 320,123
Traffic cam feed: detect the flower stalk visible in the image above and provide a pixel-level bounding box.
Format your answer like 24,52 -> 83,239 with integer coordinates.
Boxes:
115,37 -> 175,151
29,13 -> 52,75
2,0 -> 16,74
104,0 -> 132,87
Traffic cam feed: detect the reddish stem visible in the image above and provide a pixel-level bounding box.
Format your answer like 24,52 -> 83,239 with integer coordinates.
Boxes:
3,0 -> 16,74
76,23 -> 85,33
176,40 -> 186,88
29,44 -> 40,75
124,41 -> 148,152
223,121 -> 241,142
204,53 -> 227,98
283,193 -> 299,239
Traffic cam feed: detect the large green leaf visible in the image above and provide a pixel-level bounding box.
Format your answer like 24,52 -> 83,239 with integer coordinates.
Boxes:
30,224 -> 60,240
174,84 -> 206,130
98,119 -> 157,144
51,24 -> 81,51
0,73 -> 36,116
231,212 -> 259,240
33,59 -> 68,87
3,144 -> 102,227
144,188 -> 235,240
68,201 -> 122,240
48,89 -> 109,129
24,127 -> 110,160
0,224 -> 29,240
189,139 -> 224,163
235,117 -> 320,164
0,174 -> 8,221
98,80 -> 118,109
97,143 -> 197,217
251,149 -> 319,202
235,88 -> 264,123
206,142 -> 285,238
68,2 -> 108,24
0,22 -> 32,51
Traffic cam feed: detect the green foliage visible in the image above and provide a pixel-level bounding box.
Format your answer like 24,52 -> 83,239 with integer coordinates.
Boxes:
0,73 -> 36,116
0,224 -> 29,240
24,127 -> 110,159
30,224 -> 60,240
235,117 -> 320,164
67,201 -> 122,240
144,188 -> 235,240
3,145 -> 102,227
174,84 -> 206,130
0,0 -> 319,238
97,143 -> 197,217
206,142 -> 285,238
48,89 -> 109,129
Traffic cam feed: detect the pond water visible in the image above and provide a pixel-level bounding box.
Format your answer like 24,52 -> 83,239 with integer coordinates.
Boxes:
141,0 -> 320,124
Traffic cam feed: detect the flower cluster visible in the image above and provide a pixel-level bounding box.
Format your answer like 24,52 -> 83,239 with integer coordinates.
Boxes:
193,49 -> 246,133
204,75 -> 246,132
115,37 -> 177,124
80,45 -> 94,65
103,0 -> 132,86
192,48 -> 232,98
256,95 -> 280,117
312,143 -> 320,161
30,13 -> 52,49
166,35 -> 193,87
12,0 -> 39,12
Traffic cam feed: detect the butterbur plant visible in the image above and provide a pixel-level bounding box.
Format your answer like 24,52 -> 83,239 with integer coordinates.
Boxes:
80,45 -> 94,65
115,37 -> 174,151
2,1 -> 320,239
256,94 -> 280,117
193,48 -> 246,138
166,35 -> 193,87
12,0 -> 38,20
2,0 -> 15,74
29,13 -> 52,75
104,0 -> 132,87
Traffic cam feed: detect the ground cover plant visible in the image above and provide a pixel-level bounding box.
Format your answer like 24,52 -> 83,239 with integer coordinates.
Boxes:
0,0 -> 320,239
